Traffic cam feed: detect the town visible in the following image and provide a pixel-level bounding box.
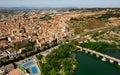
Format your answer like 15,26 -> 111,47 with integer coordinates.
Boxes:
0,8 -> 120,75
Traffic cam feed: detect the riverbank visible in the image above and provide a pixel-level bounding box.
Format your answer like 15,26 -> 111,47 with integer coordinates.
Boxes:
80,42 -> 120,52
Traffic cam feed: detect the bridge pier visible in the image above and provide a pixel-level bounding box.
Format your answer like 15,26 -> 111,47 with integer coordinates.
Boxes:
118,63 -> 120,66
80,49 -> 83,51
102,57 -> 107,61
90,52 -> 93,55
85,51 -> 88,53
109,60 -> 114,63
96,55 -> 99,58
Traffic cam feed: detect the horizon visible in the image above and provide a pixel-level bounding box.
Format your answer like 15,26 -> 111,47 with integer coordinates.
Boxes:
0,6 -> 120,8
0,0 -> 120,8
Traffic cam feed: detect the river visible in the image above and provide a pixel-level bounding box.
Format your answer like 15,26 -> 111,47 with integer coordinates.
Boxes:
74,51 -> 120,75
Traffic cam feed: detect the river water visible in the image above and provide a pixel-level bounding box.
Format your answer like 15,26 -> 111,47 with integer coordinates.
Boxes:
106,51 -> 120,59
74,51 -> 120,75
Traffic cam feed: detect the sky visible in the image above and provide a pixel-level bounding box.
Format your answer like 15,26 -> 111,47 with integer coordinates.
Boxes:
0,0 -> 120,8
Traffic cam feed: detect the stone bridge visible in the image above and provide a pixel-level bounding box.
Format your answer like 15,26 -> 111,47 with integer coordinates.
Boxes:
76,46 -> 120,66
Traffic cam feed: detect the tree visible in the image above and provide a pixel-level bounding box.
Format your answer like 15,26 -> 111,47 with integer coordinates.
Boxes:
40,43 -> 77,75
36,54 -> 43,60
49,68 -> 57,75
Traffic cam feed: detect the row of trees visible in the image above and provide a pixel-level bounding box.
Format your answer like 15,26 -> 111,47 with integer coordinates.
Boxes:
80,42 -> 118,53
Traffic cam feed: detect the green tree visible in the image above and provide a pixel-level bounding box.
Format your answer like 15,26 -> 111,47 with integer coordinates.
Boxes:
49,68 -> 57,75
